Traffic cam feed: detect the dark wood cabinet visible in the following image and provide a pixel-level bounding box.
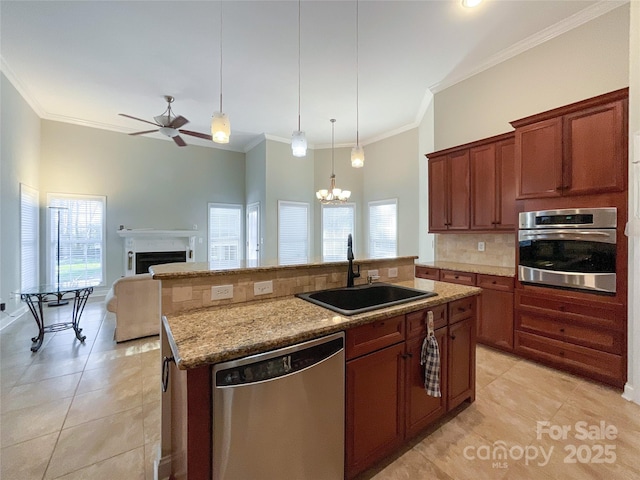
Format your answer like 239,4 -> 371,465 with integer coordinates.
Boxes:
514,289 -> 626,388
428,151 -> 469,232
428,132 -> 515,233
345,299 -> 477,478
477,274 -> 514,351
440,269 -> 476,286
415,265 -> 440,280
470,137 -> 516,230
346,343 -> 404,479
512,89 -> 628,200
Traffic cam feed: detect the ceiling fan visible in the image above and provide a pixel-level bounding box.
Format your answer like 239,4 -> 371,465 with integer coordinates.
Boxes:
119,95 -> 212,147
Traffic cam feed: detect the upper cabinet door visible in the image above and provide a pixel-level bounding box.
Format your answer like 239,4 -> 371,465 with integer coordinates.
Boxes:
496,138 -> 516,230
448,150 -> 470,230
470,144 -> 497,230
562,100 -> 626,196
428,156 -> 448,232
515,117 -> 563,199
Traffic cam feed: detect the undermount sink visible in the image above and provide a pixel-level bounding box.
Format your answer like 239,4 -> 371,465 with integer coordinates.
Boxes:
296,283 -> 437,316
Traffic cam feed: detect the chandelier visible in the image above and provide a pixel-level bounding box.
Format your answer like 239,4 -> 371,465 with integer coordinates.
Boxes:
317,119 -> 351,204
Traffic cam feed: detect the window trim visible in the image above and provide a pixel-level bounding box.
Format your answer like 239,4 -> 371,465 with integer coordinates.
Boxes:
208,202 -> 244,269
368,198 -> 398,259
277,200 -> 310,266
46,192 -> 107,287
321,202 -> 356,262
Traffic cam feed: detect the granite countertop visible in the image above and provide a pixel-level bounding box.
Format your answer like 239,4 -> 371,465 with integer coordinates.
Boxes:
151,256 -> 418,280
415,260 -> 515,278
163,278 -> 481,370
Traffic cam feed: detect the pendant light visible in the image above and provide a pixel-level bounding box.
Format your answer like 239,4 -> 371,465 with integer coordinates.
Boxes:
291,0 -> 307,157
317,119 -> 351,204
350,0 -> 364,168
211,1 -> 230,144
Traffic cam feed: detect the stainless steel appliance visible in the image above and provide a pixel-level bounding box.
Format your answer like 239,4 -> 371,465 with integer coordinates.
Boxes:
518,207 -> 617,294
212,332 -> 345,480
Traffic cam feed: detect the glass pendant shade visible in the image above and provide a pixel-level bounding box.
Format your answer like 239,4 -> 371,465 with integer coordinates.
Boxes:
291,130 -> 307,157
351,144 -> 364,168
211,112 -> 230,144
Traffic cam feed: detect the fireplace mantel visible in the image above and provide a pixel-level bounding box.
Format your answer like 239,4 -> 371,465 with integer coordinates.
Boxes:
118,229 -> 196,276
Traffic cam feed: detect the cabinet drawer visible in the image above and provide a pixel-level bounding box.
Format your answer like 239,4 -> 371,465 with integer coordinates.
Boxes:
516,291 -> 624,331
346,316 -> 405,360
449,297 -> 475,325
440,270 -> 476,286
477,274 -> 514,292
514,331 -> 625,388
415,266 -> 440,280
406,305 -> 447,339
516,311 -> 623,354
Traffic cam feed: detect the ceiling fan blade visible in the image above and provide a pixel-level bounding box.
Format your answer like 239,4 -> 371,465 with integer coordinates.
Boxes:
173,135 -> 187,147
119,113 -> 161,127
179,129 -> 213,141
129,129 -> 158,136
170,115 -> 189,129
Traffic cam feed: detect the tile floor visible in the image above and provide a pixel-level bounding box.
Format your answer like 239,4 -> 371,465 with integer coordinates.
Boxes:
1,301 -> 639,480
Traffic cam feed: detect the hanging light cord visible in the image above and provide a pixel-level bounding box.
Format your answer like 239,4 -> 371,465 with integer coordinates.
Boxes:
219,1 -> 224,112
297,0 -> 302,131
356,0 -> 360,146
331,119 -> 336,175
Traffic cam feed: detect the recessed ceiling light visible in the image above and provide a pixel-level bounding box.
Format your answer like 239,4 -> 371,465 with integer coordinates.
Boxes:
462,0 -> 483,8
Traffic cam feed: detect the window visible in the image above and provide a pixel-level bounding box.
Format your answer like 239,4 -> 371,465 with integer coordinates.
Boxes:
278,201 -> 309,265
47,193 -> 106,287
246,203 -> 260,267
322,203 -> 355,262
21,184 -> 40,291
208,203 -> 243,269
369,199 -> 398,258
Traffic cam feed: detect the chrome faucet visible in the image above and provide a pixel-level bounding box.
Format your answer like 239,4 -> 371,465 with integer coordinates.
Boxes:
347,234 -> 360,287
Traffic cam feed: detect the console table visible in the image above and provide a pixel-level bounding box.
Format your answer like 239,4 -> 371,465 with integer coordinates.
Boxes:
19,284 -> 94,352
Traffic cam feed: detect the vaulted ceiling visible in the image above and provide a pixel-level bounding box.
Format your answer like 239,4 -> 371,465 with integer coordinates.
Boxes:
1,0 -> 621,151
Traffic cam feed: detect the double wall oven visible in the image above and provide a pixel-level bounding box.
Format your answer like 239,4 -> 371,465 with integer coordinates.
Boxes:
518,207 -> 617,294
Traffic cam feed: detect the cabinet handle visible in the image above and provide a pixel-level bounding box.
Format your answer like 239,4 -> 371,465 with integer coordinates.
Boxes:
374,321 -> 386,327
162,356 -> 175,393
454,275 -> 459,279
458,307 -> 466,312
492,281 -> 497,284
451,334 -> 456,340
559,328 -> 565,333
559,305 -> 566,312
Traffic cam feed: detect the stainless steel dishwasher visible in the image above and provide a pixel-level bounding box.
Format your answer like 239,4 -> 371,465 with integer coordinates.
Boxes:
212,332 -> 345,480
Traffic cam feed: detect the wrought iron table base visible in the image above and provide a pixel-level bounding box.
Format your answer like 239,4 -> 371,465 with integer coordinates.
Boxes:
21,287 -> 93,352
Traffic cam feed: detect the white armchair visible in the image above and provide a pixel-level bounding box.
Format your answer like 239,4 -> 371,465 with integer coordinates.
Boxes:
105,273 -> 161,342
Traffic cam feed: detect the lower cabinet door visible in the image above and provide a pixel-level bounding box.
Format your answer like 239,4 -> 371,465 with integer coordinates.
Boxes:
448,317 -> 475,411
405,328 -> 447,438
478,289 -> 514,351
346,343 -> 404,479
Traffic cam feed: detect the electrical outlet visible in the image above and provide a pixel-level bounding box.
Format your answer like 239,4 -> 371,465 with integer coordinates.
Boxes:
478,241 -> 486,252
211,285 -> 233,300
0,302 -> 5,312
367,269 -> 379,278
254,280 -> 273,296
388,267 -> 398,278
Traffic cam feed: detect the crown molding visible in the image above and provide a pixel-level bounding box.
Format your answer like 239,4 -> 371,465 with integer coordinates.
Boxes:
429,0 -> 628,94
1,55 -> 46,117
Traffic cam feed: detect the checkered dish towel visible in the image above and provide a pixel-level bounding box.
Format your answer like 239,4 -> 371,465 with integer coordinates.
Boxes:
420,334 -> 441,397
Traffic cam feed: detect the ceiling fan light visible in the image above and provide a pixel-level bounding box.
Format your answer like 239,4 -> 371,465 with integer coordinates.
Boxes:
461,0 -> 482,8
211,111 -> 230,144
159,127 -> 179,138
351,145 -> 365,168
292,130 -> 307,157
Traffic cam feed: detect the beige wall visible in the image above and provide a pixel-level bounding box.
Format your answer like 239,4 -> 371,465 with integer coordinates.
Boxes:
434,4 -> 630,150
0,73 -> 41,317
436,234 -> 515,268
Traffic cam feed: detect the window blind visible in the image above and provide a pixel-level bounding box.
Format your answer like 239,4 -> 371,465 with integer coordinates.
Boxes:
47,194 -> 105,287
20,184 -> 40,290
209,203 -> 243,269
369,199 -> 398,259
278,201 -> 309,265
322,204 -> 355,262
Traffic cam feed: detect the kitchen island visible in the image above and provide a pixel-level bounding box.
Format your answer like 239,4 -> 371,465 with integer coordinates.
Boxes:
159,274 -> 480,480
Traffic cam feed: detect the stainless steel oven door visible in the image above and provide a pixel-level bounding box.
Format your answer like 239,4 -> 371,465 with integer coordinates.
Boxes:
518,229 -> 616,293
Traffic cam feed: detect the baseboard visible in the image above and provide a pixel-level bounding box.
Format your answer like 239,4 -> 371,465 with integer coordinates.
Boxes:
622,383 -> 639,405
154,450 -> 172,480
0,305 -> 27,331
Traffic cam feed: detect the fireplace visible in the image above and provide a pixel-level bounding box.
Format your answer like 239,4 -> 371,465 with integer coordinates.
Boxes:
118,229 -> 197,276
136,251 -> 187,274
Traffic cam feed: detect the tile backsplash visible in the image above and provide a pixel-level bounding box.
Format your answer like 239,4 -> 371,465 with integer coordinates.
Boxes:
435,233 -> 515,267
